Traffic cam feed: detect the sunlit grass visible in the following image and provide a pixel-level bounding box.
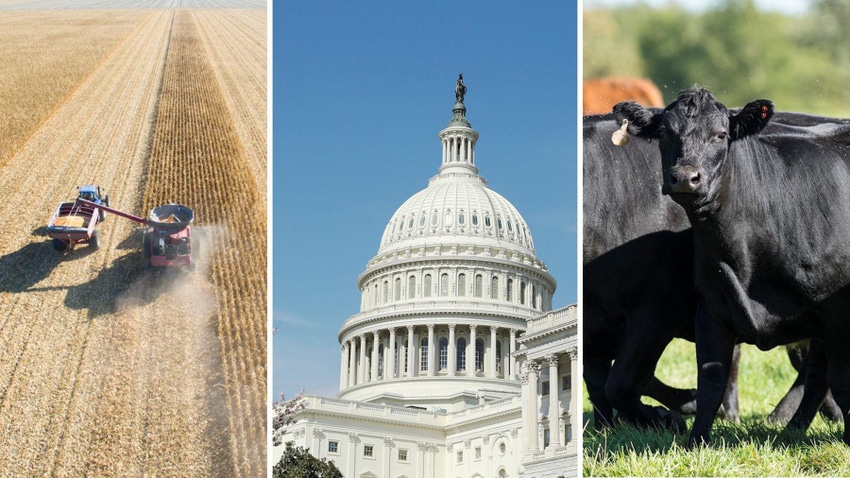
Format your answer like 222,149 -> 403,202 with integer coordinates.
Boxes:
583,340 -> 850,476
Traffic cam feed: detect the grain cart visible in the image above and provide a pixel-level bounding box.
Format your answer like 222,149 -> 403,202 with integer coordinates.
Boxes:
76,198 -> 196,268
46,197 -> 103,251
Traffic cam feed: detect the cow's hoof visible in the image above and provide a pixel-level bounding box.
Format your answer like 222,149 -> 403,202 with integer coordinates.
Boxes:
655,406 -> 687,433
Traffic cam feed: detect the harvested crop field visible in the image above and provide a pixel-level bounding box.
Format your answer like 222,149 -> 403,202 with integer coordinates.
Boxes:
0,2 -> 266,477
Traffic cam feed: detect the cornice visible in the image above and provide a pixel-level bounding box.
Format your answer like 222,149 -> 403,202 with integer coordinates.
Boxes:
338,303 -> 539,340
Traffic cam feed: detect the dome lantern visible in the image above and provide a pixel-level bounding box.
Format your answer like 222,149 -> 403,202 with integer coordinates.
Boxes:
439,73 -> 479,176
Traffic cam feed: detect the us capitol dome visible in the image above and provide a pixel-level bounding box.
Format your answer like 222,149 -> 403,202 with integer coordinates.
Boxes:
278,76 -> 578,478
337,78 -> 557,409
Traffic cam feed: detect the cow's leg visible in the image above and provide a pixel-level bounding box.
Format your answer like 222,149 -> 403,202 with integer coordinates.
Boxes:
721,344 -> 741,422
768,345 -> 807,424
584,358 -> 614,430
643,376 -> 697,416
605,312 -> 684,432
582,302 -> 619,430
823,337 -> 850,446
688,303 -> 736,447
770,343 -> 843,424
787,339 -> 829,433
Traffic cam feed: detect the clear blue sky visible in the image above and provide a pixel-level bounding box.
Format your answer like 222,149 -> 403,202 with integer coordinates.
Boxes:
272,2 -> 578,400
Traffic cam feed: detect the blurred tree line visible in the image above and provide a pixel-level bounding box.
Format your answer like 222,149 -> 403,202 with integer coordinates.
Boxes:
584,0 -> 850,115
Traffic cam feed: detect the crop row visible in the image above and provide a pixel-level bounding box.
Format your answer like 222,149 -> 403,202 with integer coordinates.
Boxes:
141,10 -> 266,477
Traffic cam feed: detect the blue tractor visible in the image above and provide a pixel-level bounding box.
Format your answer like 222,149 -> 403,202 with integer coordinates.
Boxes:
77,185 -> 109,222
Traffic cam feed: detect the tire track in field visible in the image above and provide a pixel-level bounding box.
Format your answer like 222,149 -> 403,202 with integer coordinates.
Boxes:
141,10 -> 266,477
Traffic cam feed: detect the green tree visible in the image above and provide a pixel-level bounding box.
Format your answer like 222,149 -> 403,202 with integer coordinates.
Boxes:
273,442 -> 343,478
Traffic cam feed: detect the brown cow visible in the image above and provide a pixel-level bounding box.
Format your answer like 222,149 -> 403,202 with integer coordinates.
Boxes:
583,77 -> 664,116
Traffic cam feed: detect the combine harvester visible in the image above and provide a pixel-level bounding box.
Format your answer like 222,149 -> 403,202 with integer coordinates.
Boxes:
52,190 -> 197,269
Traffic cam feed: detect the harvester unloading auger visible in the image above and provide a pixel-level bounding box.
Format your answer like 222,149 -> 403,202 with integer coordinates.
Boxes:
75,198 -> 196,268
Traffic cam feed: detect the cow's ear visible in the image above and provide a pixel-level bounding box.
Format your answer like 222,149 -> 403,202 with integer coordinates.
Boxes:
613,100 -> 662,138
730,99 -> 773,140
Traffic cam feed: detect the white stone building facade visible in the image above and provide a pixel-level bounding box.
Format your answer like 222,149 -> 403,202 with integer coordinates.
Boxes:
276,82 -> 578,478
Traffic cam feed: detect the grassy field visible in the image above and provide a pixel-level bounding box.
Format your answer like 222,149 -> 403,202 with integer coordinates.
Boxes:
583,339 -> 850,476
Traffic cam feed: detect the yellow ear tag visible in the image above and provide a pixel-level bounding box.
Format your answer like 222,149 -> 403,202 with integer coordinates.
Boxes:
611,119 -> 630,146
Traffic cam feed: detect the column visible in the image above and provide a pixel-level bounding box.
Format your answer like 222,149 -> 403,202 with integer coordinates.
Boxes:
468,324 -> 477,375
527,361 -> 540,452
427,324 -> 435,376
520,362 -> 530,455
448,324 -> 456,376
569,347 -> 579,447
388,328 -> 397,379
547,354 -> 561,447
371,330 -> 380,382
358,334 -> 367,384
340,342 -> 349,390
312,428 -> 322,456
407,325 -> 416,377
489,326 -> 498,378
349,339 -> 357,387
383,437 -> 393,478
509,328 -> 517,379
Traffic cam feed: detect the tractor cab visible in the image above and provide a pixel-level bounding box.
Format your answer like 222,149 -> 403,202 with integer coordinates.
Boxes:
77,185 -> 109,221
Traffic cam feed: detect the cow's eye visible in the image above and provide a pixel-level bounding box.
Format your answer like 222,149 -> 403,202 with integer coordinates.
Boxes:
716,131 -> 728,141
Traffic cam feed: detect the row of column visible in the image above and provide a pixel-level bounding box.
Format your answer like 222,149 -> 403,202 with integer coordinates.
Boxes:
362,269 -> 552,313
442,133 -> 475,166
340,324 -> 520,390
520,347 -> 579,453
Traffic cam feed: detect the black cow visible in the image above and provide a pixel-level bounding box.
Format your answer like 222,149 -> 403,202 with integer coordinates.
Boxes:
584,112 -> 844,432
614,86 -> 850,446
584,113 -> 733,432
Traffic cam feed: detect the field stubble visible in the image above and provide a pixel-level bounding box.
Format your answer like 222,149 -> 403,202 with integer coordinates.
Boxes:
0,7 -> 266,477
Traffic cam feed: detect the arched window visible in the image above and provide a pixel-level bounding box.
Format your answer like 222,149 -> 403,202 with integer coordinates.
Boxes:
507,278 -> 514,302
491,276 -> 499,300
485,214 -> 491,227
403,340 -> 408,373
458,211 -> 465,225
439,337 -> 448,370
440,273 -> 449,296
408,275 -> 416,299
458,274 -> 466,297
394,278 -> 401,301
430,210 -> 438,226
472,212 -> 479,226
520,281 -> 526,305
378,343 -> 384,377
444,210 -> 453,226
373,283 -> 378,307
474,274 -> 483,297
475,338 -> 484,372
496,340 -> 503,375
532,284 -> 538,309
383,280 -> 389,304
420,338 -> 429,371
419,212 -> 426,227
457,337 -> 467,371
424,274 -> 432,297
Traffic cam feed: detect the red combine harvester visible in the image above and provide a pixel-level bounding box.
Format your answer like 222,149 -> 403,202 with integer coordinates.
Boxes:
75,198 -> 196,269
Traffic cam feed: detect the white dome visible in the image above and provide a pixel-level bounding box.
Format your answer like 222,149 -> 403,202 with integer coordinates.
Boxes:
378,171 -> 536,257
336,85 -> 556,409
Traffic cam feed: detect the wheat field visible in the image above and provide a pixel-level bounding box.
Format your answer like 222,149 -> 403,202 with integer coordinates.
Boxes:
0,3 -> 266,477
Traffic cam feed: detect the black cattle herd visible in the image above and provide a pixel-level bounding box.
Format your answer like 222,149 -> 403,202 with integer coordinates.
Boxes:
584,86 -> 850,447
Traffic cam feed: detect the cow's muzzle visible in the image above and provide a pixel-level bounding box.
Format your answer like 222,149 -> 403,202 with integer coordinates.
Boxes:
668,165 -> 703,194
